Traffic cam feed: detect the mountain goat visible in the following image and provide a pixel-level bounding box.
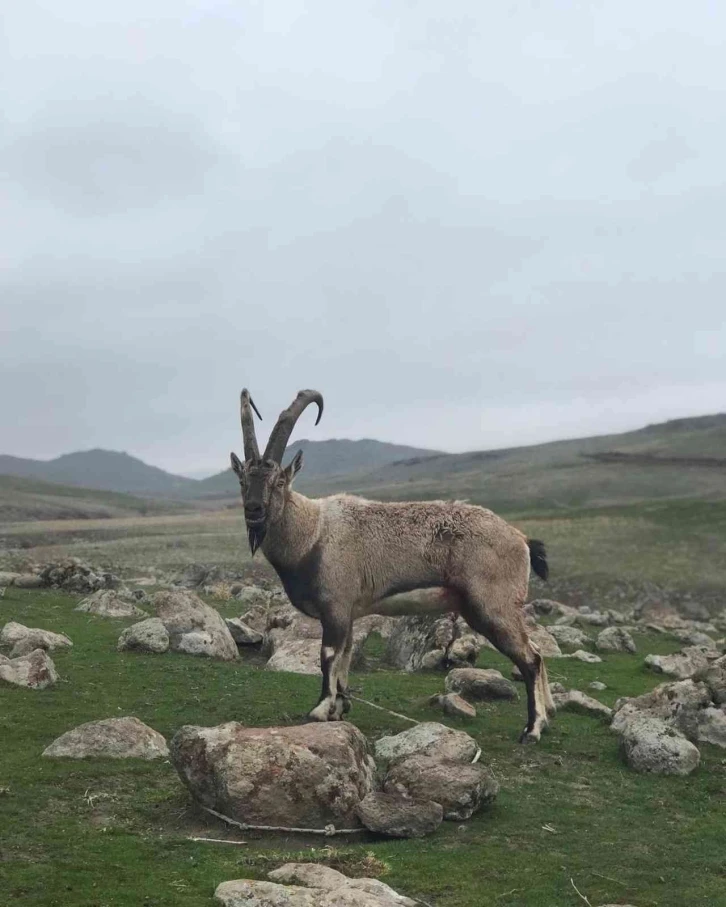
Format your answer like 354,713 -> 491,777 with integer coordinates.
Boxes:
230,389 -> 554,742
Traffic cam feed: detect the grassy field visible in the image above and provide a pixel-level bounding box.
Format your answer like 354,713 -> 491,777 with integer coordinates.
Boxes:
1,587 -> 725,907
0,475 -> 193,524
2,499 -> 726,612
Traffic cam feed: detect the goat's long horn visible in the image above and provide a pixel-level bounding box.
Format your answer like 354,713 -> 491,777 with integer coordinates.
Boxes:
263,389 -> 323,463
240,388 -> 262,461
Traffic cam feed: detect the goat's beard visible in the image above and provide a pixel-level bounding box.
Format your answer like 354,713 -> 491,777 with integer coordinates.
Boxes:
247,523 -> 266,556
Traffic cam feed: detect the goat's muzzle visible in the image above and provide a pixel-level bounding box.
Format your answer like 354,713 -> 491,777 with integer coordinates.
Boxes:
245,505 -> 267,556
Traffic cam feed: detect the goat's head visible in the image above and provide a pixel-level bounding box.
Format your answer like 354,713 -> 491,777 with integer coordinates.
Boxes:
230,388 -> 323,554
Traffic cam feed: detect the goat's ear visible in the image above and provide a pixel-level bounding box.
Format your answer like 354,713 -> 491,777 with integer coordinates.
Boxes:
230,451 -> 244,479
284,449 -> 304,483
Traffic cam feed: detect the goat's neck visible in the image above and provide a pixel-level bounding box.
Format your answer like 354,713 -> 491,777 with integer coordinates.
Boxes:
262,490 -> 321,570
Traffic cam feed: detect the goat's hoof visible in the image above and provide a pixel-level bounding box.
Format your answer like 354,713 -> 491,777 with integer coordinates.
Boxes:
519,728 -> 540,744
307,704 -> 331,722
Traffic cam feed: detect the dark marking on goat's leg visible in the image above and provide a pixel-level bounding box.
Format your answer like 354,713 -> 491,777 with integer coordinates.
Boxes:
308,616 -> 348,722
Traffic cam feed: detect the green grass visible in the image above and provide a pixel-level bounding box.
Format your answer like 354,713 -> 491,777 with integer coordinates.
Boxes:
1,588 -> 725,907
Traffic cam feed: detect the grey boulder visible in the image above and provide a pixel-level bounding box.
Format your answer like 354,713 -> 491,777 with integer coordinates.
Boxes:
596,626 -> 637,654
0,621 -> 72,657
430,692 -> 477,719
117,618 -> 170,654
619,715 -> 700,775
645,646 -> 712,681
445,667 -> 518,701
552,689 -> 613,720
76,590 -> 148,619
385,754 -> 499,820
0,648 -> 59,689
547,625 -> 592,649
170,721 -> 375,831
355,791 -> 443,838
43,717 -> 169,760
225,618 -> 264,646
154,589 -> 238,660
375,722 -> 479,766
269,863 -> 418,906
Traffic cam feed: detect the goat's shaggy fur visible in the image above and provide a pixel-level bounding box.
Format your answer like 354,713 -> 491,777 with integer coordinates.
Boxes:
231,390 -> 554,742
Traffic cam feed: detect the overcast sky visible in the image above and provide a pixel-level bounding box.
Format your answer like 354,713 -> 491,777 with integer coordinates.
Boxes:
2,1 -> 724,476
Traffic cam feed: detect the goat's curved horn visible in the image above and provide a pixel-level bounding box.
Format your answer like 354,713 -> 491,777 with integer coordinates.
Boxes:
264,389 -> 323,463
240,388 -> 262,461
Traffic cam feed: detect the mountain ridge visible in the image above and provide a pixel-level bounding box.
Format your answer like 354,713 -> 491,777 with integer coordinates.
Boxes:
1,413 -> 724,508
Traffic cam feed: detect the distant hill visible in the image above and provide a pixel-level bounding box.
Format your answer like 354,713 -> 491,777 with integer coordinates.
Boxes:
297,413 -> 726,511
192,438 -> 442,498
0,475 -> 189,523
0,449 -> 196,496
2,414 -> 724,513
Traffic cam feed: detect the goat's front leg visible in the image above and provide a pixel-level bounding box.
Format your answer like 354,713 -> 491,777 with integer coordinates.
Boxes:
334,626 -> 355,717
308,615 -> 350,722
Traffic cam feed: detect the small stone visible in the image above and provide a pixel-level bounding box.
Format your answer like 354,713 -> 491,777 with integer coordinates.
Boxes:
547,625 -> 592,649
589,681 -> 607,691
75,590 -> 147,619
576,610 -> 610,627
356,791 -> 443,838
697,707 -> 726,749
430,693 -> 477,719
234,585 -> 272,608
596,626 -> 637,654
526,624 -> 562,657
562,649 -> 602,664
225,618 -> 264,646
695,655 -> 726,705
12,574 -> 44,589
215,880 -> 317,906
374,722 -> 479,766
268,863 -> 418,906
552,689 -> 613,720
445,667 -> 518,701
117,618 -> 170,654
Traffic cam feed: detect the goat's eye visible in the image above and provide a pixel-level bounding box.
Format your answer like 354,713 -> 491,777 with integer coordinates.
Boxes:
277,478 -> 286,488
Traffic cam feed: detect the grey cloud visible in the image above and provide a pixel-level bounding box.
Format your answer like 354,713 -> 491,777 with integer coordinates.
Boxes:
1,1 -> 725,473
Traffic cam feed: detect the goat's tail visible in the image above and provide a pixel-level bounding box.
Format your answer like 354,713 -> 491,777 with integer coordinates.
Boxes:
527,538 -> 549,581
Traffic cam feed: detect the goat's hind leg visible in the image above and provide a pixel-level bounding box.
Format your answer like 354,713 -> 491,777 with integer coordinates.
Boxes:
308,614 -> 350,722
460,592 -> 549,743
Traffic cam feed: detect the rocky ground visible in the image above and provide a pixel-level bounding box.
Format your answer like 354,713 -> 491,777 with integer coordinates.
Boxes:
1,561 -> 726,905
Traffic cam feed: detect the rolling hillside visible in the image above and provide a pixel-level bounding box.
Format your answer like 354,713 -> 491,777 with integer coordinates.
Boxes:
0,475 -> 189,523
2,414 -> 724,513
0,449 -> 195,496
297,414 -> 726,511
187,438 -> 441,497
